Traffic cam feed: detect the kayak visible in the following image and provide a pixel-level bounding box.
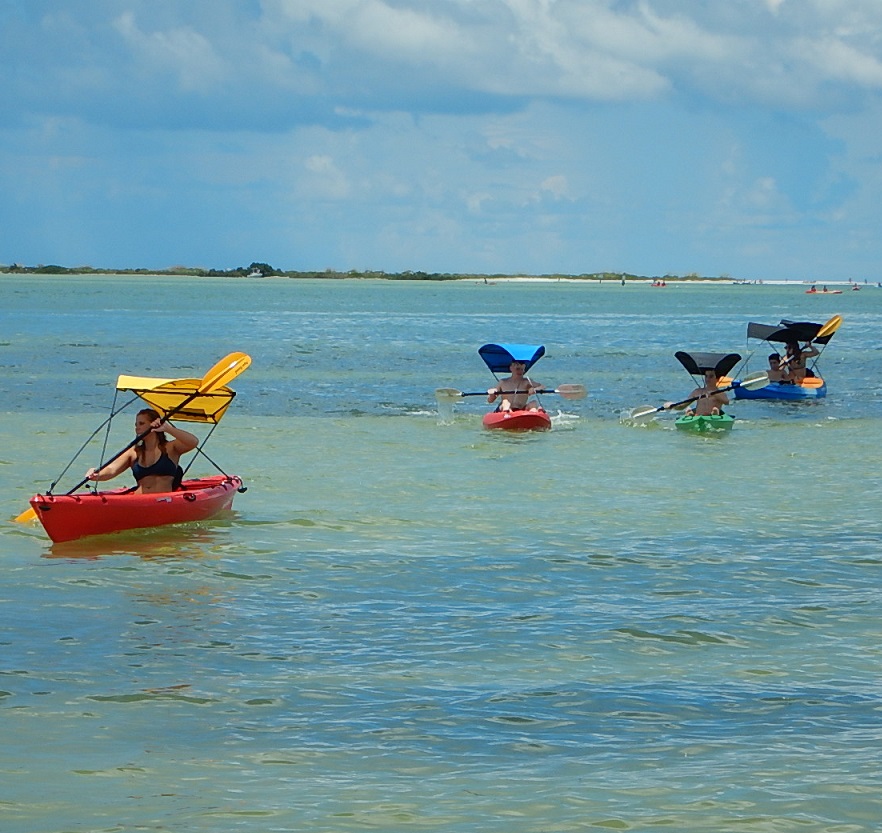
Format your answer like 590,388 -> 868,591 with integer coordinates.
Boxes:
734,318 -> 838,401
483,408 -> 552,431
29,475 -> 243,544
674,414 -> 734,432
733,377 -> 826,400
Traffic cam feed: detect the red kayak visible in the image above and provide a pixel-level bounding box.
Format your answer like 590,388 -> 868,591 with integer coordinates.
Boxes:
482,408 -> 552,431
29,475 -> 242,543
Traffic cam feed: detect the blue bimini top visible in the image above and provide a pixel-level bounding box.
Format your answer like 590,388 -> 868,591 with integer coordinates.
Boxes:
478,343 -> 546,373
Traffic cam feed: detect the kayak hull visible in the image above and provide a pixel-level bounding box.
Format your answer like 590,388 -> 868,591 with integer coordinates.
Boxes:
734,378 -> 826,400
29,475 -> 242,543
675,414 -> 734,433
482,408 -> 552,431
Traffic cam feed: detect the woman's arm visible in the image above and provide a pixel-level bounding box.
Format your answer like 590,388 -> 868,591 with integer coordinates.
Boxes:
86,449 -> 136,482
159,421 -> 199,455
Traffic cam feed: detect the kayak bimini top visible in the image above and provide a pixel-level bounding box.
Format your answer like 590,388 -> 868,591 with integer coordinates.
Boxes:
478,343 -> 546,373
115,375 -> 237,424
747,319 -> 837,345
674,351 -> 741,377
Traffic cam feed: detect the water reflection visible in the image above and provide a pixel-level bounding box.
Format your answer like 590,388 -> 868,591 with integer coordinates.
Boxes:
42,519 -> 236,561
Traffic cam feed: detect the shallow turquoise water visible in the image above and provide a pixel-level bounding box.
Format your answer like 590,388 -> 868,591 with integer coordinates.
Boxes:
1,275 -> 881,832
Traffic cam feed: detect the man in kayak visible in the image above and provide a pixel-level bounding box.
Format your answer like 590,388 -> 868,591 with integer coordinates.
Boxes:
766,353 -> 792,384
680,368 -> 729,416
487,360 -> 542,412
85,408 -> 198,494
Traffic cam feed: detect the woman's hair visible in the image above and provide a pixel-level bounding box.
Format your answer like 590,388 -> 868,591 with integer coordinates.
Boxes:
136,408 -> 167,458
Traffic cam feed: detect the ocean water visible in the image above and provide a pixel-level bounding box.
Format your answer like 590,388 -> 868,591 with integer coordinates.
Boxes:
1,275 -> 881,832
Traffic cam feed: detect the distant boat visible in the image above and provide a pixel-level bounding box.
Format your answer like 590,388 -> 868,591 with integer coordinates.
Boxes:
246,269 -> 263,278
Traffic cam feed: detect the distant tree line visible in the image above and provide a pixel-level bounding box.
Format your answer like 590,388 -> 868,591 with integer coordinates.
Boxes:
0,262 -> 730,282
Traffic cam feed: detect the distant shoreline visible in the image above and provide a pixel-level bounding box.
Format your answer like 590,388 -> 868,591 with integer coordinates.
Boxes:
1,266 -> 869,285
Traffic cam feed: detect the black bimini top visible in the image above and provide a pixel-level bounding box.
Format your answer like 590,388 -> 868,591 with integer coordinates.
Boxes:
674,351 -> 742,377
747,320 -> 835,345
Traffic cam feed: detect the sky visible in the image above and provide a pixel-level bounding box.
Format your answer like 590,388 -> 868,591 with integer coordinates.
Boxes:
2,0 -> 882,280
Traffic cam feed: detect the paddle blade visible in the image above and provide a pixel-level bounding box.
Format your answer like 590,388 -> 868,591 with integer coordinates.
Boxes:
198,352 -> 252,394
554,384 -> 587,400
434,388 -> 465,403
628,405 -> 661,422
14,506 -> 37,524
816,314 -> 842,340
736,372 -> 770,391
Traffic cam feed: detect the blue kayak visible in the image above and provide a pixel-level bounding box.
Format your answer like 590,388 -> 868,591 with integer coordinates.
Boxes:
733,377 -> 826,400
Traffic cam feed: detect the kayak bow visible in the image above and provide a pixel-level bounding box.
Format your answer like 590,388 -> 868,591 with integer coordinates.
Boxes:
482,408 -> 552,431
674,414 -> 735,433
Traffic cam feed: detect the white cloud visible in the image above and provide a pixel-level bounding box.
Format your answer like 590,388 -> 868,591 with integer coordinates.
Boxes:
303,153 -> 350,199
113,11 -> 227,94
804,36 -> 882,87
540,174 -> 570,200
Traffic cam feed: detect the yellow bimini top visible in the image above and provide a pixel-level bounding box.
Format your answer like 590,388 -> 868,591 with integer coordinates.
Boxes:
115,376 -> 236,425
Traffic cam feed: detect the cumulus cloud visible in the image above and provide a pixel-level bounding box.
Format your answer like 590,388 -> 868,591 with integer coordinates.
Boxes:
540,174 -> 571,200
303,153 -> 350,199
113,11 -> 228,94
3,0 -> 882,277
5,0 -> 882,130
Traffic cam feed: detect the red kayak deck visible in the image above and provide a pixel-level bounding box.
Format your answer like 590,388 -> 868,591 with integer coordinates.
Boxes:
29,475 -> 242,543
482,408 -> 552,431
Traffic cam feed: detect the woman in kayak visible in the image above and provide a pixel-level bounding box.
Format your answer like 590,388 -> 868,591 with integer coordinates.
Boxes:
487,360 -> 542,412
85,408 -> 198,494
782,340 -> 819,383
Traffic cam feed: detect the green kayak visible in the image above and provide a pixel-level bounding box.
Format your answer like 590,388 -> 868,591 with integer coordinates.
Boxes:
674,413 -> 735,433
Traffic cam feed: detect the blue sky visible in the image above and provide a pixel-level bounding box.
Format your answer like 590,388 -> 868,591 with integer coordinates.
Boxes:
2,0 -> 882,280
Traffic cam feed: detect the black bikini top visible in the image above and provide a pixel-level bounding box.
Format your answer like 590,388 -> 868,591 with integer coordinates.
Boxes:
132,452 -> 180,482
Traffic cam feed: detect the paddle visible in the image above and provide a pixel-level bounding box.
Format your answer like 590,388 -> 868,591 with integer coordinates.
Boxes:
628,372 -> 769,423
778,314 -> 842,368
435,384 -> 587,403
15,352 -> 252,524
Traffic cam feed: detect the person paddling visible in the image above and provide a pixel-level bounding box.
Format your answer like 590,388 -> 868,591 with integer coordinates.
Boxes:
767,353 -> 792,384
672,368 -> 729,416
86,408 -> 198,494
487,360 -> 542,412
782,340 -> 819,383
